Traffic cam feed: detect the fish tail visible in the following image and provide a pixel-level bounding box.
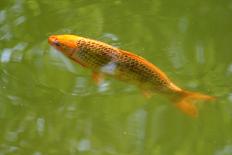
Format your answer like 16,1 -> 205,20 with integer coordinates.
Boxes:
173,90 -> 215,117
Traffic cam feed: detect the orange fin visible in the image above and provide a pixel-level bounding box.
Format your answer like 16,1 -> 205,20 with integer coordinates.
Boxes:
69,57 -> 87,67
175,100 -> 198,117
174,90 -> 215,117
92,71 -> 104,85
141,90 -> 153,99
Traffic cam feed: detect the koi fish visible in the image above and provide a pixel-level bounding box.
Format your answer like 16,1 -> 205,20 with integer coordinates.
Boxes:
48,34 -> 214,117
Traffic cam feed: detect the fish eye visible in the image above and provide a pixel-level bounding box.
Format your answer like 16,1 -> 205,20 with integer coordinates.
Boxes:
54,40 -> 61,47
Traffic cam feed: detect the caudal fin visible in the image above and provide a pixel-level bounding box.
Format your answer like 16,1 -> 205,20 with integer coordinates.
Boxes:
174,90 -> 215,117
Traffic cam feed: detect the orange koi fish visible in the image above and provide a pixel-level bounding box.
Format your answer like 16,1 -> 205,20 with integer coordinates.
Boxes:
48,34 -> 214,117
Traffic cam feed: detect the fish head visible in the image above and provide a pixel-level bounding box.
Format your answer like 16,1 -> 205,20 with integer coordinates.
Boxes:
48,35 -> 81,56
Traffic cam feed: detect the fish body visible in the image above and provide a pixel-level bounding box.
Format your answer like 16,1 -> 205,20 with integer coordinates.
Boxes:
48,34 -> 214,117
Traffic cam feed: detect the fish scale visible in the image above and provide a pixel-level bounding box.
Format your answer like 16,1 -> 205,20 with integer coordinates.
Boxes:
75,38 -> 170,90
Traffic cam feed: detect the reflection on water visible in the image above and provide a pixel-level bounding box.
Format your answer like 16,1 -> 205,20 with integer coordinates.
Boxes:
1,43 -> 27,63
0,0 -> 232,155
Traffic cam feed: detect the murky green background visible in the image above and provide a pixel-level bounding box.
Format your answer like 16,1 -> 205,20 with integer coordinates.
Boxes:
1,0 -> 232,155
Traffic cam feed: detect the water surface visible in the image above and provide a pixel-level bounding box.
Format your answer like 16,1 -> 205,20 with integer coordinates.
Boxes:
1,0 -> 232,155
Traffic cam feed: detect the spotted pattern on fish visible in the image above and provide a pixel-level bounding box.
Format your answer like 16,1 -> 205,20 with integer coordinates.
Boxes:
48,34 -> 215,117
73,38 -> 171,91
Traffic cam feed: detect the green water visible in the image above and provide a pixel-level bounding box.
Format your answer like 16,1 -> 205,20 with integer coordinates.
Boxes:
1,0 -> 232,155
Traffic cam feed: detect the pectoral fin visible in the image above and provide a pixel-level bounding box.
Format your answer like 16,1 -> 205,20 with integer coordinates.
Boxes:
92,71 -> 105,85
141,90 -> 154,99
69,57 -> 87,67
